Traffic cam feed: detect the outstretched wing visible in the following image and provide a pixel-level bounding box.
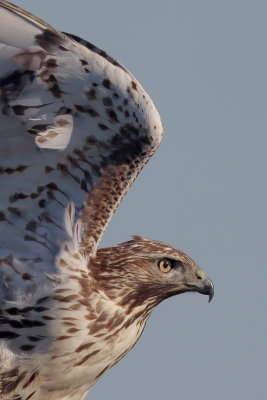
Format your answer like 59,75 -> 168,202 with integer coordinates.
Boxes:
0,0 -> 163,301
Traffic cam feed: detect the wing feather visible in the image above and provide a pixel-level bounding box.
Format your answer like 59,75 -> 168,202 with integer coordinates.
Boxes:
0,0 -> 163,301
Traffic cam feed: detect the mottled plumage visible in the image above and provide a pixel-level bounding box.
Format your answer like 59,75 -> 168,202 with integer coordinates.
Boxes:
0,1 -> 214,399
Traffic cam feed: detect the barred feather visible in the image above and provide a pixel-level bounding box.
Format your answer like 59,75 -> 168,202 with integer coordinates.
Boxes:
0,2 -> 213,400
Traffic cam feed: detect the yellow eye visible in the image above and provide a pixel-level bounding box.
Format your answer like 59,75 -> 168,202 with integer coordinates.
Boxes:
158,259 -> 172,273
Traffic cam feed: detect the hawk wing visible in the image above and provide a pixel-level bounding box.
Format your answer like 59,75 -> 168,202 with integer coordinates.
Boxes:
0,0 -> 163,302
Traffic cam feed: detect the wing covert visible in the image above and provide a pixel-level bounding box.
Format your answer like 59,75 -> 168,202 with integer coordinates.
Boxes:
0,0 -> 163,301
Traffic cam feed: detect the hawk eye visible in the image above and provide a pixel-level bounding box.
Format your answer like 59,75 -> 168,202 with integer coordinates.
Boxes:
158,259 -> 172,273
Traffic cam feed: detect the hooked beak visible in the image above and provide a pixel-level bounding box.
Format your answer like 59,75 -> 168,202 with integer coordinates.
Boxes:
167,266 -> 214,303
198,276 -> 214,302
190,276 -> 214,302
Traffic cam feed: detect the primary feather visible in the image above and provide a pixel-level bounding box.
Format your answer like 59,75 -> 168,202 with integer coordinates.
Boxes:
0,2 -> 213,399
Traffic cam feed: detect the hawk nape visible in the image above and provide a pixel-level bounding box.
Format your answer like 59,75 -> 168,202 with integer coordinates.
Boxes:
0,1 -> 214,399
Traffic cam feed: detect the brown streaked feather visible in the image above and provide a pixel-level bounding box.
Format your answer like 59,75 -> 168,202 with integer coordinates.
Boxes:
0,2 -> 214,400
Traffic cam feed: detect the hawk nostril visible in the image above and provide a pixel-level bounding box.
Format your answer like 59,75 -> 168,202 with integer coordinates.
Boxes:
196,269 -> 206,280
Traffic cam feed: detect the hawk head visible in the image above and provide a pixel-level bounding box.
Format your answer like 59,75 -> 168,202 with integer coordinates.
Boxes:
91,236 -> 214,317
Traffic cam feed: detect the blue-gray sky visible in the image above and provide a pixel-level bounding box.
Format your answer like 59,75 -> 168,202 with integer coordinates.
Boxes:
14,1 -> 266,399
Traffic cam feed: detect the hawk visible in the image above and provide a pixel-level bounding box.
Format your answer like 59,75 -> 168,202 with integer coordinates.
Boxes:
0,1 -> 214,399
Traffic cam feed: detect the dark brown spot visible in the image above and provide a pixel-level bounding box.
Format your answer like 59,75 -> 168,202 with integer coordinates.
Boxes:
12,105 -> 30,115
46,182 -> 61,191
46,58 -> 58,68
37,186 -> 44,193
0,211 -> 6,221
20,319 -> 45,328
36,296 -> 49,304
22,371 -> 38,389
1,367 -> 19,379
55,288 -> 69,294
20,345 -> 35,351
9,192 -> 28,203
56,335 -> 71,341
74,349 -> 100,366
27,129 -> 37,136
102,97 -> 113,106
80,59 -> 88,66
5,167 -> 15,174
17,165 -> 27,172
98,123 -> 108,131
45,166 -> 54,173
52,294 -> 79,302
38,199 -> 46,208
56,118 -> 69,127
86,88 -> 96,100
131,81 -> 137,91
25,220 -> 37,232
30,193 -> 40,199
25,392 -> 36,400
0,331 -> 19,339
57,163 -> 80,183
59,45 -> 69,52
35,307 -> 48,312
47,74 -> 57,83
75,342 -> 95,353
63,107 -> 72,114
67,327 -> 80,333
102,78 -> 111,89
22,273 -> 32,280
81,179 -> 87,192
49,83 -> 63,98
106,109 -> 119,122
35,30 -> 64,51
6,307 -> 19,315
87,107 -> 99,117
27,336 -> 42,342
96,311 -> 108,323
75,105 -> 98,117
133,112 -> 139,123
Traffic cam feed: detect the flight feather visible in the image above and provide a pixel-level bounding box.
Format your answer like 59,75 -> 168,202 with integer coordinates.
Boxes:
0,0 -> 163,303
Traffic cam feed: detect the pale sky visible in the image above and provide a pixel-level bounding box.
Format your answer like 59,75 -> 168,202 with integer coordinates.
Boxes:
13,1 -> 266,399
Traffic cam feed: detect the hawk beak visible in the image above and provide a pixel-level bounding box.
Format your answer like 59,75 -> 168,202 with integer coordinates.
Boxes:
201,276 -> 214,303
188,275 -> 214,302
